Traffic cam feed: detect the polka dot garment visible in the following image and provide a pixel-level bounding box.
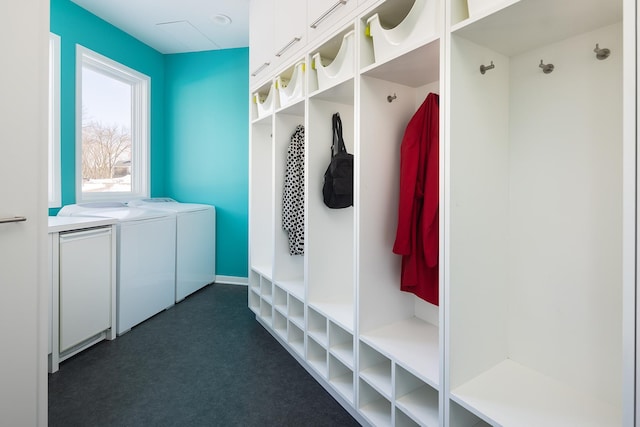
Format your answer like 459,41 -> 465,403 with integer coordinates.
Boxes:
282,125 -> 305,255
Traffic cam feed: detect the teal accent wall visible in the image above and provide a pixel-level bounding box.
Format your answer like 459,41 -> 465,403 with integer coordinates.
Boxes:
50,0 -> 249,278
49,0 -> 166,212
164,49 -> 249,278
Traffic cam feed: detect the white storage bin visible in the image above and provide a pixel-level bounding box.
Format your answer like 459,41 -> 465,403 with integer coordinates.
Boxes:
276,61 -> 306,108
366,0 -> 439,63
311,30 -> 355,91
466,0 -> 507,18
253,81 -> 278,119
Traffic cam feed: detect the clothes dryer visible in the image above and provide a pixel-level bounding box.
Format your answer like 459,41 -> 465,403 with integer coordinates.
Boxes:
128,198 -> 216,302
57,202 -> 176,335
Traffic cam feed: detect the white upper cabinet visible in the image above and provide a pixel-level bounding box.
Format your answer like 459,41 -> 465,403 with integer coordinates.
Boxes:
249,0 -> 275,87
308,0 -> 357,41
273,0 -> 307,63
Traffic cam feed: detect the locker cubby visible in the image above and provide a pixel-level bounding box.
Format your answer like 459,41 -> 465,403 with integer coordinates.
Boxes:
307,93 -> 355,333
260,277 -> 273,304
310,27 -> 355,94
276,60 -> 306,110
448,1 -> 623,425
273,285 -> 287,315
360,317 -> 439,389
329,321 -> 354,369
395,364 -> 439,426
329,354 -> 355,404
276,278 -> 304,301
357,19 -> 441,389
249,269 -> 261,292
253,80 -> 278,120
248,288 -> 260,315
273,110 -> 305,288
358,379 -> 392,426
288,322 -> 305,356
449,400 -> 491,427
259,299 -> 273,325
307,306 -> 328,347
273,309 -> 287,339
288,295 -> 305,329
359,341 -> 392,399
249,120 -> 274,277
395,409 -> 420,427
307,336 -> 328,378
361,0 -> 440,68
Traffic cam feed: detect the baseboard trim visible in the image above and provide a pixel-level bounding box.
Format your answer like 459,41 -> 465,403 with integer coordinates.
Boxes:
214,275 -> 248,286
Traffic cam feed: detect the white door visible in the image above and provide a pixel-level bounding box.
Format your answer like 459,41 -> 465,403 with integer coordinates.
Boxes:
0,1 -> 49,426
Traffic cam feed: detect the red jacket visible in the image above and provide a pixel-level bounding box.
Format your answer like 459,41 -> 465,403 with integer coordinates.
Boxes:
392,93 -> 439,305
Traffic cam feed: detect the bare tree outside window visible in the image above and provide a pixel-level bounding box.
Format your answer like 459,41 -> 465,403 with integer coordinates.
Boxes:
82,119 -> 131,188
77,46 -> 149,202
81,66 -> 133,193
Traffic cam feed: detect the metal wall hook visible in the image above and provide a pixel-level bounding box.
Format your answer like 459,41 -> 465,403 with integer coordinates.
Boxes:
480,61 -> 495,74
387,93 -> 397,103
593,43 -> 610,60
539,60 -> 554,74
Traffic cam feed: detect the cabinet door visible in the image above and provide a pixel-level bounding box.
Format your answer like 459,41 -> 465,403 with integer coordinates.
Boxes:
308,0 -> 357,41
273,0 -> 307,63
59,228 -> 112,352
250,0 -> 275,86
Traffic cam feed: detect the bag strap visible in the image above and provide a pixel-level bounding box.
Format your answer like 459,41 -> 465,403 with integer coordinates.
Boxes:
332,113 -> 346,157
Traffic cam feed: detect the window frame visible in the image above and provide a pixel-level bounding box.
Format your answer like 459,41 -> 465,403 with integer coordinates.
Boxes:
48,33 -> 61,208
75,45 -> 150,202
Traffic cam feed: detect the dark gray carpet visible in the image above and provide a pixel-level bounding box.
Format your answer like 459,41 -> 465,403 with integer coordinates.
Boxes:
48,284 -> 360,427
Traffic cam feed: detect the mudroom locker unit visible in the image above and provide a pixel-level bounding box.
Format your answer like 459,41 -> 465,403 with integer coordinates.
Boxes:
247,0 -> 638,426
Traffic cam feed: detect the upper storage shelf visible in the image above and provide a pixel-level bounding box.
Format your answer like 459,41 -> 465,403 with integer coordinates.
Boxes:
365,0 -> 440,64
276,60 -> 306,110
451,0 -> 622,55
252,80 -> 278,121
360,0 -> 440,79
360,39 -> 440,88
311,28 -> 356,93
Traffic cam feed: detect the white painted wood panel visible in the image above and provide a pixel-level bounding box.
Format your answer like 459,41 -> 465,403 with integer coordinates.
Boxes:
0,0 -> 48,424
59,228 -> 112,352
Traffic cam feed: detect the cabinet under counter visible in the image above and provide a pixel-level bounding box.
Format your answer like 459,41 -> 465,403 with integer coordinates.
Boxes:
48,216 -> 117,373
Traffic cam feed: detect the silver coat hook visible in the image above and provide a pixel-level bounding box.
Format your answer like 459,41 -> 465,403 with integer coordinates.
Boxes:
594,43 -> 610,60
539,60 -> 554,74
387,93 -> 397,103
480,61 -> 495,74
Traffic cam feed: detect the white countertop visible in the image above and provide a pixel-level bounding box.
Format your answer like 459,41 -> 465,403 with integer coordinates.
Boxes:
48,216 -> 117,233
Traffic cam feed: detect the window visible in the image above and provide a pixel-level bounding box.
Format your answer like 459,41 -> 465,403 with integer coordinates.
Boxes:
76,45 -> 149,202
49,33 -> 61,208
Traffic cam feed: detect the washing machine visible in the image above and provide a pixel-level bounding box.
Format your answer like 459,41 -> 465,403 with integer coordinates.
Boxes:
57,202 -> 176,335
128,198 -> 216,302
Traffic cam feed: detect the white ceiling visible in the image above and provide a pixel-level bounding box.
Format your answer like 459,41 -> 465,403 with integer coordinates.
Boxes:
70,0 -> 250,54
